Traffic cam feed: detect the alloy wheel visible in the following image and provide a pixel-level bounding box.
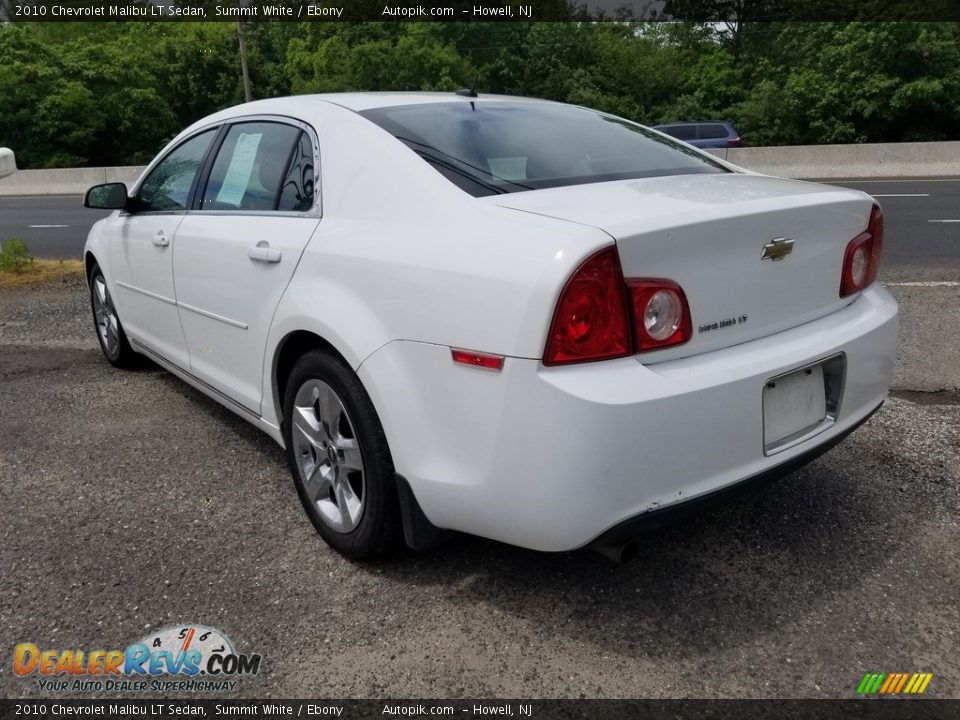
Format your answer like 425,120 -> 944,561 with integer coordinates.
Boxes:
92,275 -> 120,359
291,379 -> 366,533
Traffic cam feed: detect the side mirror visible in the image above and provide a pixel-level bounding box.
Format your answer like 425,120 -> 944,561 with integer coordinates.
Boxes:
84,182 -> 129,210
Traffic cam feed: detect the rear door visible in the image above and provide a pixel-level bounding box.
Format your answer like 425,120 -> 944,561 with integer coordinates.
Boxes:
110,128 -> 218,367
172,120 -> 320,414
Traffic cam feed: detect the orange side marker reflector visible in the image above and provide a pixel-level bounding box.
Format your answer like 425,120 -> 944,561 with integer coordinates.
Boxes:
451,348 -> 504,371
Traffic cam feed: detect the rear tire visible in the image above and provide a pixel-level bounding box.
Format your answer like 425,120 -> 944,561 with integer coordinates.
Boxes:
283,349 -> 403,559
88,262 -> 138,368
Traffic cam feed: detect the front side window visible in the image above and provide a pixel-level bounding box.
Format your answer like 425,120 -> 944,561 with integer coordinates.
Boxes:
201,122 -> 311,212
138,129 -> 217,212
361,103 -> 727,197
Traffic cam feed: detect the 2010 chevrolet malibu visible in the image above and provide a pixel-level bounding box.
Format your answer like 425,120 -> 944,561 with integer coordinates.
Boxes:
83,92 -> 898,560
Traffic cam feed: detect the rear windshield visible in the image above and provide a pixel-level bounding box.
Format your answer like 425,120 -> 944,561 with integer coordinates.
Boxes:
360,101 -> 729,197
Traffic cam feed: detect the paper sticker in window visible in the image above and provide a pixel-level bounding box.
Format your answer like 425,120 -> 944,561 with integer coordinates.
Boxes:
216,133 -> 262,207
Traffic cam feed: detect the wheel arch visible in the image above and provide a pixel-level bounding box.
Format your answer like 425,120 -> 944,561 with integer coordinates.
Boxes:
84,251 -> 99,283
271,329 -> 351,430
271,329 -> 448,551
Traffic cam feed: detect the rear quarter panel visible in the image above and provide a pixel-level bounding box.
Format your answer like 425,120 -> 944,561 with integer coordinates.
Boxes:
260,103 -> 609,426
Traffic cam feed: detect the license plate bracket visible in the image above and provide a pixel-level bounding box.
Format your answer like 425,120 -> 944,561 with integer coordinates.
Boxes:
763,355 -> 845,455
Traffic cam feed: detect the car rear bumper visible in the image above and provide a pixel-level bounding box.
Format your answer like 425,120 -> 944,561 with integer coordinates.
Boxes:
590,399 -> 882,548
358,284 -> 898,552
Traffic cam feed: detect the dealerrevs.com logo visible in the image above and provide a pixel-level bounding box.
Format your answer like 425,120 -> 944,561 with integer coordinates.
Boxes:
14,624 -> 261,693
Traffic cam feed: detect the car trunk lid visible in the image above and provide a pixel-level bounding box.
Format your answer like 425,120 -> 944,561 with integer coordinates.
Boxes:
487,173 -> 874,360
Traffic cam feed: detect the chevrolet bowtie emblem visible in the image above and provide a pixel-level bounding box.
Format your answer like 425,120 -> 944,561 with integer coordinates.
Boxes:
761,237 -> 795,261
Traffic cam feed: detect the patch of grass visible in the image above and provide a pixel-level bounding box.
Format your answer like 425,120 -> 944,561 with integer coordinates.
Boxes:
0,238 -> 84,288
0,256 -> 85,288
0,238 -> 34,273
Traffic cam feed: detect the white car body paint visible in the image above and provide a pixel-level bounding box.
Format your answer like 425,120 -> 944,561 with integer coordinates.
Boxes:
84,93 -> 898,552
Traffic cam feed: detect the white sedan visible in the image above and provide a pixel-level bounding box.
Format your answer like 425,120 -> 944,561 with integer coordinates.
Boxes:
83,93 -> 898,561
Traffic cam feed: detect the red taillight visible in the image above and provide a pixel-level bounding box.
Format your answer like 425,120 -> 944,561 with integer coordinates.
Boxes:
841,204 -> 883,297
543,248 -> 692,365
543,247 -> 631,366
729,136 -> 742,147
628,280 -> 693,351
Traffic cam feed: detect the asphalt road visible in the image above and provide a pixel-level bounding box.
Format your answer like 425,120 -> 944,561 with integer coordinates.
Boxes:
0,195 -> 110,259
1,179 -> 958,702
2,179 -> 960,276
827,179 -> 960,277
0,277 -> 957,701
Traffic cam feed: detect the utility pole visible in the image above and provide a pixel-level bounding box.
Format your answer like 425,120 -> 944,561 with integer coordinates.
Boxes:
237,21 -> 253,103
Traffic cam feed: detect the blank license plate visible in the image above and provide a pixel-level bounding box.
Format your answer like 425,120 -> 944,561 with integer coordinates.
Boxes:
763,364 -> 826,449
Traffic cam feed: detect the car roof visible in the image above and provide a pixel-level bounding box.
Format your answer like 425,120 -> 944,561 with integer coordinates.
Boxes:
181,92 -> 560,137
654,121 -> 731,127
308,92 -> 555,111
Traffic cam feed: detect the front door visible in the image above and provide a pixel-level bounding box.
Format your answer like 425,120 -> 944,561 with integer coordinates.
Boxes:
172,122 -> 319,414
109,128 -> 218,367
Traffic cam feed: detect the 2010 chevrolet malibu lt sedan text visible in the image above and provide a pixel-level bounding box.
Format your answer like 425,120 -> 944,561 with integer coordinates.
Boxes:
82,92 -> 898,560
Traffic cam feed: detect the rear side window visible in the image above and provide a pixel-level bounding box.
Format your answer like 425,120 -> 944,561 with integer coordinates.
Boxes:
700,124 -> 730,139
659,124 -> 697,141
138,129 -> 217,212
277,132 -> 315,212
201,122 -> 313,212
362,102 -> 727,197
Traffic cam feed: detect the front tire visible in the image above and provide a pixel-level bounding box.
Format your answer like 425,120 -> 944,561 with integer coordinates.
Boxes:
88,263 -> 138,368
283,349 -> 403,559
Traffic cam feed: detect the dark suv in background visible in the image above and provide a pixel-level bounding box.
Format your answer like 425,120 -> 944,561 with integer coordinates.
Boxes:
652,121 -> 742,149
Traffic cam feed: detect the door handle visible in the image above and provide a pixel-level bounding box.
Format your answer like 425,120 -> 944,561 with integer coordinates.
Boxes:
248,241 -> 282,264
152,231 -> 169,247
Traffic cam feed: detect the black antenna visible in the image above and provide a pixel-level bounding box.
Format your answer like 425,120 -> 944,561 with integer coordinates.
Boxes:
455,71 -> 480,99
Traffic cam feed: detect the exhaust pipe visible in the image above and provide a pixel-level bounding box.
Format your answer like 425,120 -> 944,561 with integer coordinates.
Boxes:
590,537 -> 640,564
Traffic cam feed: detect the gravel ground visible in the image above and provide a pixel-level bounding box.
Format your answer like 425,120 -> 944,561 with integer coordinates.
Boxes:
1,276 -> 957,700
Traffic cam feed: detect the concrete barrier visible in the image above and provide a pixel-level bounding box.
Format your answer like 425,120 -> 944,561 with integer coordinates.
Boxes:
0,165 -> 146,196
707,141 -> 960,179
0,140 -> 958,196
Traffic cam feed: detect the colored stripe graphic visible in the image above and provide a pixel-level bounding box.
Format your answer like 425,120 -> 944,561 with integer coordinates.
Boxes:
857,673 -> 883,694
857,672 -> 932,694
904,674 -> 920,693
892,674 -> 909,693
879,674 -> 897,693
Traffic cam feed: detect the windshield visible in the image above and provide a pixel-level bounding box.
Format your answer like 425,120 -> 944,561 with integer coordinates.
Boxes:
360,101 -> 729,197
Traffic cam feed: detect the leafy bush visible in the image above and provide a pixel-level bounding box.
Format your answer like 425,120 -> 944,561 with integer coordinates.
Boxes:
0,239 -> 34,274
